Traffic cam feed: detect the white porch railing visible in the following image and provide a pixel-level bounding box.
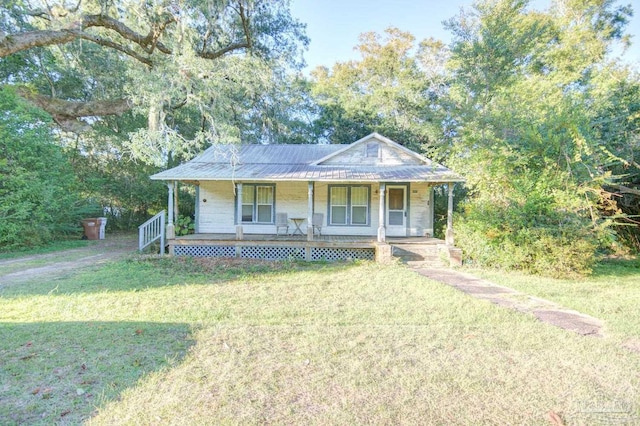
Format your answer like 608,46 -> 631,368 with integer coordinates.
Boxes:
138,210 -> 166,253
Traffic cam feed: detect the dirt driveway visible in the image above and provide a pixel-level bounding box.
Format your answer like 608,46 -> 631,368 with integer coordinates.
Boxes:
0,235 -> 137,287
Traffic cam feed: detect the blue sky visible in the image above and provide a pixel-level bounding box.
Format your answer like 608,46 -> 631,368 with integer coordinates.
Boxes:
290,0 -> 640,71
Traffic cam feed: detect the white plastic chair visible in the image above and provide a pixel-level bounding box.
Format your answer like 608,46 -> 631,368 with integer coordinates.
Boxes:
276,212 -> 289,235
312,213 -> 323,236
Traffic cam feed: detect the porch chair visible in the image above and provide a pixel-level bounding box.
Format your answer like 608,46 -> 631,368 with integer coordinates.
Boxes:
312,213 -> 323,236
275,212 -> 289,235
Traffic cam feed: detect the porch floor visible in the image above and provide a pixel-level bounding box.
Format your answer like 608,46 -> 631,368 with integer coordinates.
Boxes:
171,233 -> 444,245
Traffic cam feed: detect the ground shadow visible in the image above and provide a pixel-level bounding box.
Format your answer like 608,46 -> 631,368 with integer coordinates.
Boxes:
0,321 -> 194,425
592,257 -> 640,278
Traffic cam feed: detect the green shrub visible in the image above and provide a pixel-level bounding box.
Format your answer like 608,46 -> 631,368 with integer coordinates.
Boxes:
456,186 -> 599,278
175,215 -> 195,236
0,87 -> 89,250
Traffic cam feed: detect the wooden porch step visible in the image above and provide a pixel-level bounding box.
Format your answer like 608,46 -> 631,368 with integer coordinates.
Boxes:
405,260 -> 447,268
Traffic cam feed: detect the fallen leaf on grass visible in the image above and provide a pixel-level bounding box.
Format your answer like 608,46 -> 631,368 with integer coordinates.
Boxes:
20,353 -> 37,360
547,410 -> 564,425
135,329 -> 143,335
60,410 -> 71,417
31,387 -> 40,395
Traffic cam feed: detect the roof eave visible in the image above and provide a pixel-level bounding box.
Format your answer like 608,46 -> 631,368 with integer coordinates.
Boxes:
150,176 -> 465,183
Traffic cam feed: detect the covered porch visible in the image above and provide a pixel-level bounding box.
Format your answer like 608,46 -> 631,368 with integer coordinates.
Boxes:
163,180 -> 458,245
139,180 -> 461,265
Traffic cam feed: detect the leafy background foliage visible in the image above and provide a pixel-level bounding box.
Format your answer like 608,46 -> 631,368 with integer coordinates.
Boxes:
0,88 -> 95,248
1,0 -> 639,277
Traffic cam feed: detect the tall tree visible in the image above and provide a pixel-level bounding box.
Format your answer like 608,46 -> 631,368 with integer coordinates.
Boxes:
310,28 -> 449,152
1,0 -> 311,239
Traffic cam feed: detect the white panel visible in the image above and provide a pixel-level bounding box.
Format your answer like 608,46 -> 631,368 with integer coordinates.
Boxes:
321,140 -> 423,166
198,181 -> 236,233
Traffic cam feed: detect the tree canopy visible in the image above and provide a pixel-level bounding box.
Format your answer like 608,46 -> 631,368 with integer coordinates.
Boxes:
1,0 -> 638,275
444,0 -> 638,274
1,0 -> 309,163
0,0 -> 312,248
310,28 -> 449,153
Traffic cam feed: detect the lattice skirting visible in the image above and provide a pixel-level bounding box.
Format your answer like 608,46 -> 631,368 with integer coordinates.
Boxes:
173,245 -> 236,257
310,247 -> 374,261
240,246 -> 305,260
172,244 -> 375,261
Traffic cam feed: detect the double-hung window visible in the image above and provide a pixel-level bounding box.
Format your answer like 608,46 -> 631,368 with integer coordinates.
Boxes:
241,184 -> 274,224
329,185 -> 369,226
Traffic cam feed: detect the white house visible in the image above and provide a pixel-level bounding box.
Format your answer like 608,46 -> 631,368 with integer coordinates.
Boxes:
146,133 -> 464,263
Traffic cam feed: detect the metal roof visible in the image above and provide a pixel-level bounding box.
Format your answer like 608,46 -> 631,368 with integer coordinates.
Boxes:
151,138 -> 464,183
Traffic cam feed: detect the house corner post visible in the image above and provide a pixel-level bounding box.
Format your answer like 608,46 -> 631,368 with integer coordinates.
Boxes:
166,182 -> 175,239
307,182 -> 314,242
446,182 -> 454,246
236,183 -> 243,240
377,183 -> 386,243
194,184 -> 200,233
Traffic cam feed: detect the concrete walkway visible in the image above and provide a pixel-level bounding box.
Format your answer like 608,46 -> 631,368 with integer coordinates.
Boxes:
411,267 -> 604,337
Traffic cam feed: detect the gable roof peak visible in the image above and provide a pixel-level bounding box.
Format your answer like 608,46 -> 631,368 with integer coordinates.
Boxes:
312,132 -> 431,166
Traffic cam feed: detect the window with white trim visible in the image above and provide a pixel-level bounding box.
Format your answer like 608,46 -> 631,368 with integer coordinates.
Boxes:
241,184 -> 274,223
329,185 -> 370,226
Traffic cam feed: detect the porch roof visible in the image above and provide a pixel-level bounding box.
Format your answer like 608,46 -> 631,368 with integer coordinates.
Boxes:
151,134 -> 464,183
151,162 -> 463,182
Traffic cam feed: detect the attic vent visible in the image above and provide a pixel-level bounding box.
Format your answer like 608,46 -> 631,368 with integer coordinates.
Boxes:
366,142 -> 379,158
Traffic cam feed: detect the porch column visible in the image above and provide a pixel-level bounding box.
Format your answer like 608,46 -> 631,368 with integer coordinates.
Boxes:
173,181 -> 179,225
307,182 -> 314,242
446,182 -> 454,246
236,183 -> 243,240
377,183 -> 386,243
166,182 -> 175,239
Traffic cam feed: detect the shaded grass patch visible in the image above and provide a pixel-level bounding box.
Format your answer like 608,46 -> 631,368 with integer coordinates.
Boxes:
0,239 -> 91,260
0,321 -> 192,425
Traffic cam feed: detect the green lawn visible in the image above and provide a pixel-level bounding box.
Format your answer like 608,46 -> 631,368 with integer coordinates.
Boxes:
1,257 -> 639,425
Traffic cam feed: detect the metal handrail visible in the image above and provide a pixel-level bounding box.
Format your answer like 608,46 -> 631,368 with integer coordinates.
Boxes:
138,210 -> 166,253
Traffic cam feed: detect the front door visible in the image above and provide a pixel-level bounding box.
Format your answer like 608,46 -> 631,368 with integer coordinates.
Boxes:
386,185 -> 407,237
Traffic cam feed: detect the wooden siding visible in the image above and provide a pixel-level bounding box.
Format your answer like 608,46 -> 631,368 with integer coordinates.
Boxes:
314,182 -> 379,236
275,181 -> 309,220
198,180 -> 434,237
408,183 -> 434,237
